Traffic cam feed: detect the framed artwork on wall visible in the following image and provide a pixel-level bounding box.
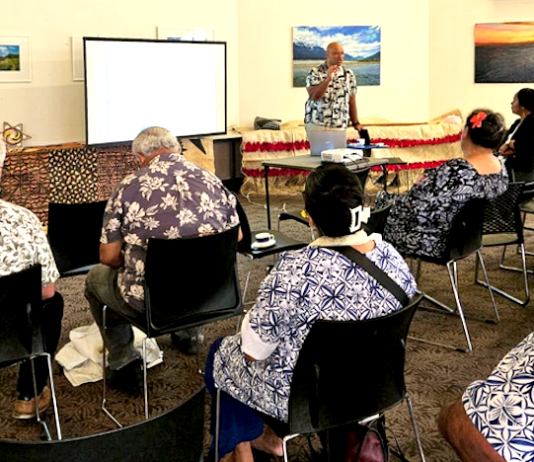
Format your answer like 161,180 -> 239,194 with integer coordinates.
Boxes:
0,36 -> 31,82
292,26 -> 381,88
157,26 -> 215,42
475,22 -> 534,83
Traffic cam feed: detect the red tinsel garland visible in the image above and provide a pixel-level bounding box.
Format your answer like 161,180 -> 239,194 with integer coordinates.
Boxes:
242,132 -> 462,153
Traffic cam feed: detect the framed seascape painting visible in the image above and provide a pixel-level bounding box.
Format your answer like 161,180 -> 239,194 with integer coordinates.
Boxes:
0,36 -> 31,82
475,22 -> 534,83
292,25 -> 380,87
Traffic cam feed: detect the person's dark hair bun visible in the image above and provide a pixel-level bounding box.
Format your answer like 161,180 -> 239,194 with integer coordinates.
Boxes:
518,88 -> 534,112
303,164 -> 365,237
465,108 -> 505,150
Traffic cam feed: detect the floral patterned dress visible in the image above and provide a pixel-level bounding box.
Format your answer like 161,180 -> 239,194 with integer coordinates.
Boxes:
379,158 -> 508,259
463,332 -> 534,461
213,239 -> 417,422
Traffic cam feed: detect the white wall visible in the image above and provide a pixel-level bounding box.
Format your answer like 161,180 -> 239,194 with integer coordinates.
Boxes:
0,0 -> 239,145
237,0 -> 430,127
429,0 -> 534,125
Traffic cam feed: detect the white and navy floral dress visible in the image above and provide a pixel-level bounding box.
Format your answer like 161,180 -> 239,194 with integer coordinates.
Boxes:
379,158 -> 508,259
463,332 -> 534,461
212,239 -> 417,422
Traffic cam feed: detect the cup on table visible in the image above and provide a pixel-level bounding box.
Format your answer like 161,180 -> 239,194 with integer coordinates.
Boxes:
255,232 -> 274,243
355,138 -> 366,146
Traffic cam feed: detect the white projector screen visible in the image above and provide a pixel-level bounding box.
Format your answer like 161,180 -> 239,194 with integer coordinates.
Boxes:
84,37 -> 227,146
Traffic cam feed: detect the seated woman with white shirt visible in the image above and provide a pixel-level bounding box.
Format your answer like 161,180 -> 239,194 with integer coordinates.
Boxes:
204,163 -> 417,462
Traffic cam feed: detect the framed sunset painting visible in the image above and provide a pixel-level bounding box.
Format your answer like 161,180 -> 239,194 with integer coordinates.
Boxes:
475,22 -> 534,83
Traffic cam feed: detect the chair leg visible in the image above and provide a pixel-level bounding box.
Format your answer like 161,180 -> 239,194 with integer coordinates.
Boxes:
101,305 -> 123,428
215,388 -> 221,462
476,250 -> 500,323
44,353 -> 62,440
477,245 -> 530,306
30,358 -> 51,441
282,433 -> 300,462
142,337 -> 149,420
447,261 -> 473,353
406,394 -> 426,462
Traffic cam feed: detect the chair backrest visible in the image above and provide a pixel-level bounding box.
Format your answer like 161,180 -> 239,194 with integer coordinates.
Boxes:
144,226 -> 242,333
482,182 -> 525,240
0,265 -> 44,368
445,198 -> 488,261
47,201 -> 107,275
365,203 -> 392,235
0,387 -> 205,462
287,294 -> 423,434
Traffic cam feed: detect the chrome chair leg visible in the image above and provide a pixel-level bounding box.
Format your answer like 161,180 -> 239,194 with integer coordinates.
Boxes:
282,433 -> 300,462
101,305 -> 123,428
447,261 -> 472,353
142,337 -> 149,420
215,388 -> 221,462
476,250 -> 500,323
406,394 -> 426,462
45,353 -> 62,440
31,358 -> 51,441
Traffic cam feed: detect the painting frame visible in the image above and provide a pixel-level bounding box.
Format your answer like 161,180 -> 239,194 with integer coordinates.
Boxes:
157,26 -> 215,42
292,26 -> 381,88
0,35 -> 31,82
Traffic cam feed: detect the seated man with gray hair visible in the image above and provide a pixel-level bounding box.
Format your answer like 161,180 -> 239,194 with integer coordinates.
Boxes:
85,126 -> 240,391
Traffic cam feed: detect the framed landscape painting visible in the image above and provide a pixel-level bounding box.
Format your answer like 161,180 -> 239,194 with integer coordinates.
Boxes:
475,22 -> 534,83
0,36 -> 31,82
293,26 -> 381,87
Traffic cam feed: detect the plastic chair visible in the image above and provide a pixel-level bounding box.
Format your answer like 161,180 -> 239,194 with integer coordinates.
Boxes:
0,387 -> 205,462
235,197 -> 307,304
475,182 -> 529,306
214,294 -> 426,462
102,227 -> 242,426
517,181 -> 534,257
48,201 -> 107,277
0,265 -> 62,440
365,203 -> 392,235
405,199 -> 498,353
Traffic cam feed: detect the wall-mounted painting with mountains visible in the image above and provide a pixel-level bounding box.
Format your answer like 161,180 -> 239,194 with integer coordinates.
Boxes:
293,25 -> 381,87
475,22 -> 534,83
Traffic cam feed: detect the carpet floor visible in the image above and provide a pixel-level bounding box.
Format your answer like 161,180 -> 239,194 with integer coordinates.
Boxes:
1,192 -> 534,462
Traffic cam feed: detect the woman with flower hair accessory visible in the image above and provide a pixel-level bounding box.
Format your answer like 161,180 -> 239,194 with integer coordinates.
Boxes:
375,108 -> 508,259
498,88 -> 534,182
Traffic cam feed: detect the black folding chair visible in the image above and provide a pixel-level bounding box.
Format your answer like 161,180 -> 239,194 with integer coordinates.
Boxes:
235,197 -> 307,304
48,201 -> 107,277
475,182 -> 529,306
405,199 -> 498,353
0,387 -> 205,462
0,265 -> 62,440
102,227 -> 242,426
214,295 -> 426,462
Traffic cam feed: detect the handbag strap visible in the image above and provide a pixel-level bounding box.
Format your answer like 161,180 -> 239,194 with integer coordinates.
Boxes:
329,246 -> 410,307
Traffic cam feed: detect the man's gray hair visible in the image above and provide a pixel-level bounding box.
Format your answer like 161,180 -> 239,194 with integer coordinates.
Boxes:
132,127 -> 181,157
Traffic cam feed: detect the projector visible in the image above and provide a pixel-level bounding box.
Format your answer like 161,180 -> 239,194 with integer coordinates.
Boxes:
321,148 -> 364,163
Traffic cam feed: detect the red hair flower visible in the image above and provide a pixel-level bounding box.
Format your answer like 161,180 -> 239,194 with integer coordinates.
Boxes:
470,111 -> 487,129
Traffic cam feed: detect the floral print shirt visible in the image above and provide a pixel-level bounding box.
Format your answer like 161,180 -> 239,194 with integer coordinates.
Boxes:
213,240 -> 417,422
101,153 -> 239,311
463,331 -> 534,462
0,200 -> 59,286
305,62 -> 357,129
379,158 -> 508,259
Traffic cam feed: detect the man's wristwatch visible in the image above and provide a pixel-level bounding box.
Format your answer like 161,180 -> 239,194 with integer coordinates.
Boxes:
352,120 -> 360,127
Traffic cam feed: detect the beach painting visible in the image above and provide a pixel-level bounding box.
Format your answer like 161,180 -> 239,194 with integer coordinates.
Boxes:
475,22 -> 534,83
0,45 -> 20,71
293,26 -> 381,87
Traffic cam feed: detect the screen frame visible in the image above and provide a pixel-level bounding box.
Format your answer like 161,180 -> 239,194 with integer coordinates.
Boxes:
83,36 -> 227,148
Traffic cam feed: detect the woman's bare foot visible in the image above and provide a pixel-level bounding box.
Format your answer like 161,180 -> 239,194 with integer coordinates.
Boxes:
251,425 -> 284,457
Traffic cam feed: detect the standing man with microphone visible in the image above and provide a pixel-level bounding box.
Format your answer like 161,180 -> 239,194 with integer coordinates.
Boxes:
304,42 -> 364,137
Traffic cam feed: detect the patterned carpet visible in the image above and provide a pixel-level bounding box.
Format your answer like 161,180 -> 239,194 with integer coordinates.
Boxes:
1,193 -> 534,462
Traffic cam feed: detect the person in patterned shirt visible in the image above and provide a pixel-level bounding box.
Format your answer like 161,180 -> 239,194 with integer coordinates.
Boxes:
85,126 -> 239,390
205,163 -> 417,461
0,138 -> 64,420
304,42 -> 364,136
